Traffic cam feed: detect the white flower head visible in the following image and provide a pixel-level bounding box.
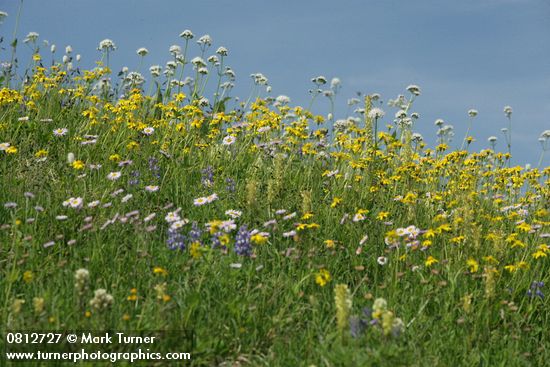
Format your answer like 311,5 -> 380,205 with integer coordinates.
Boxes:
24,32 -> 39,43
69,197 -> 83,209
53,128 -> 68,137
504,106 -> 513,117
191,56 -> 206,68
87,200 -> 100,208
169,44 -> 181,55
225,209 -> 242,218
198,97 -> 209,107
98,39 -> 116,52
149,65 -> 161,77
216,46 -> 228,56
107,172 -> 122,181
222,135 -> 236,146
136,47 -> 149,56
368,108 -> 385,120
197,34 -> 212,47
142,127 -> 154,136
180,29 -> 194,39
275,95 -> 290,105
206,193 -> 218,203
406,84 -> 421,96
165,211 -> 181,223
145,185 -> 159,192
193,197 -> 209,206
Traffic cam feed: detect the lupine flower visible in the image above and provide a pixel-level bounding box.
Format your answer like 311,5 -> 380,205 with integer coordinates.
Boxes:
201,166 -> 214,187
234,225 -> 252,256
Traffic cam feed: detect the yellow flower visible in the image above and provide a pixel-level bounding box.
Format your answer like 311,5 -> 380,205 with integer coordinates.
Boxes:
127,288 -> 138,301
504,264 -> 517,273
482,256 -> 498,264
425,256 -> 438,267
109,154 -> 121,162
423,229 -> 436,239
152,267 -> 168,276
301,212 -> 314,220
190,241 -> 202,259
127,141 -> 139,150
330,197 -> 342,208
401,192 -> 417,204
218,234 -> 230,246
516,222 -> 531,232
6,146 -> 17,154
376,211 -> 390,221
315,269 -> 331,287
35,149 -> 48,158
451,236 -> 465,244
532,250 -> 547,259
467,259 -> 479,273
324,239 -> 336,249
72,160 -> 85,170
436,223 -> 452,233
23,270 -> 33,283
251,234 -> 268,245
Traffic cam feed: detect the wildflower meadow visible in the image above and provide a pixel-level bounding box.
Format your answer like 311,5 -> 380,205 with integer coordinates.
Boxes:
1,3 -> 550,367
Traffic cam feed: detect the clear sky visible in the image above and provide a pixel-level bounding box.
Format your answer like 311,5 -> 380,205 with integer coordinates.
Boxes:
1,0 -> 549,165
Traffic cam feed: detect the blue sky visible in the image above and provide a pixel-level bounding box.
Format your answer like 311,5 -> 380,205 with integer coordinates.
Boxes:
2,0 -> 549,165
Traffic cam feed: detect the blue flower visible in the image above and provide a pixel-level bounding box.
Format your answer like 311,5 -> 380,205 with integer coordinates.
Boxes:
234,225 -> 252,256
167,228 -> 186,251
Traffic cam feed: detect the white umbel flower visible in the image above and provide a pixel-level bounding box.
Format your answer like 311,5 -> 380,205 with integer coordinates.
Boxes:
98,39 -> 116,51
